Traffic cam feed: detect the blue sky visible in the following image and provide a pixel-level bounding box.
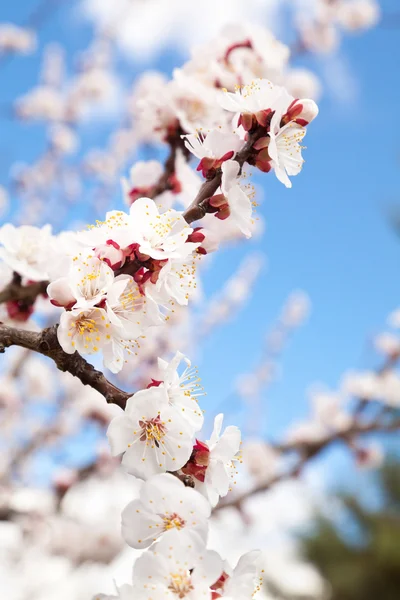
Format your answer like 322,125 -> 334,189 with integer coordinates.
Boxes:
1,0 -> 400,485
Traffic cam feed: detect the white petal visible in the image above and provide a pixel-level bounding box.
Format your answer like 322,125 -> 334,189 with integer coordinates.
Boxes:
121,499 -> 164,549
106,413 -> 135,456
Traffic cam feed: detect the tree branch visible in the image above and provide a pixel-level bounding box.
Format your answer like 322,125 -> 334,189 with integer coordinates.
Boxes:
149,132 -> 188,199
0,324 -> 131,408
0,274 -> 48,305
183,127 -> 264,224
215,417 -> 400,511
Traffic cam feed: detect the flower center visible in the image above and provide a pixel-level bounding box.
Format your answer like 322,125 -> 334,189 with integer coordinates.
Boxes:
87,211 -> 127,232
162,512 -> 186,531
138,415 -> 167,447
168,571 -> 194,598
75,317 -> 98,336
119,284 -> 144,313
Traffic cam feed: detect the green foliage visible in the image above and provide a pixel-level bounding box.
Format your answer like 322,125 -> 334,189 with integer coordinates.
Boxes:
301,459 -> 400,600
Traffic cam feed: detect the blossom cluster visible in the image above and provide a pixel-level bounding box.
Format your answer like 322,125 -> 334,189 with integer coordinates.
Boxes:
0,69 -> 318,371
7,20 -> 323,247
95,351 -> 267,600
48,198 -> 203,373
7,10 -> 379,235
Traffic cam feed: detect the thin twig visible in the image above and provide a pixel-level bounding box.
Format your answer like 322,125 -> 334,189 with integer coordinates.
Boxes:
182,127 -> 264,224
216,417 -> 400,511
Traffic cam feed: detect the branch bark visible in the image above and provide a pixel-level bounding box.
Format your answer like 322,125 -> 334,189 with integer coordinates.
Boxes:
182,127 -> 264,224
149,132 -> 188,198
215,417 -> 400,511
0,324 -> 131,408
0,275 -> 48,305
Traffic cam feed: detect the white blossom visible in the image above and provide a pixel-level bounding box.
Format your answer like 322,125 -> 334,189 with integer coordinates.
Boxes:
106,274 -> 163,339
121,473 -> 210,549
218,78 -> 283,120
283,69 -> 322,102
185,414 -> 242,507
57,307 -> 112,356
170,70 -> 223,133
107,386 -> 193,479
213,550 -> 264,599
268,118 -> 307,188
77,209 -> 134,251
122,160 -> 164,205
155,352 -> 204,432
131,530 -> 222,600
151,254 -> 200,306
183,130 -> 243,163
220,160 -> 253,238
0,223 -> 53,280
79,200 -> 197,262
129,198 -> 196,260
48,254 -> 115,310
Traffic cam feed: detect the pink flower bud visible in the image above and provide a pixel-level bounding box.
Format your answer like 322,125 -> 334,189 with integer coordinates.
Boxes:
95,240 -> 125,270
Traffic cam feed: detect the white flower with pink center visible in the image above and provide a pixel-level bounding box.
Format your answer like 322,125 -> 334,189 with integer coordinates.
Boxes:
211,550 -> 264,599
101,274 -> 164,373
77,209 -> 134,255
183,414 -> 242,507
121,473 -> 210,550
219,78 -> 318,134
78,200 -> 198,266
106,386 -> 193,480
94,240 -> 127,270
129,197 -> 197,260
218,78 -> 283,129
151,254 -> 200,307
131,530 -> 222,600
183,130 -> 244,177
57,306 -> 111,356
106,274 -> 163,339
47,254 -> 114,310
267,119 -> 307,189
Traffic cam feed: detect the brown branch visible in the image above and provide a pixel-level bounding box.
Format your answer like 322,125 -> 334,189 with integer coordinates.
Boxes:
0,274 -> 48,305
149,132 -> 188,199
0,323 -> 131,408
216,417 -> 400,511
215,354 -> 400,510
182,127 -> 265,224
